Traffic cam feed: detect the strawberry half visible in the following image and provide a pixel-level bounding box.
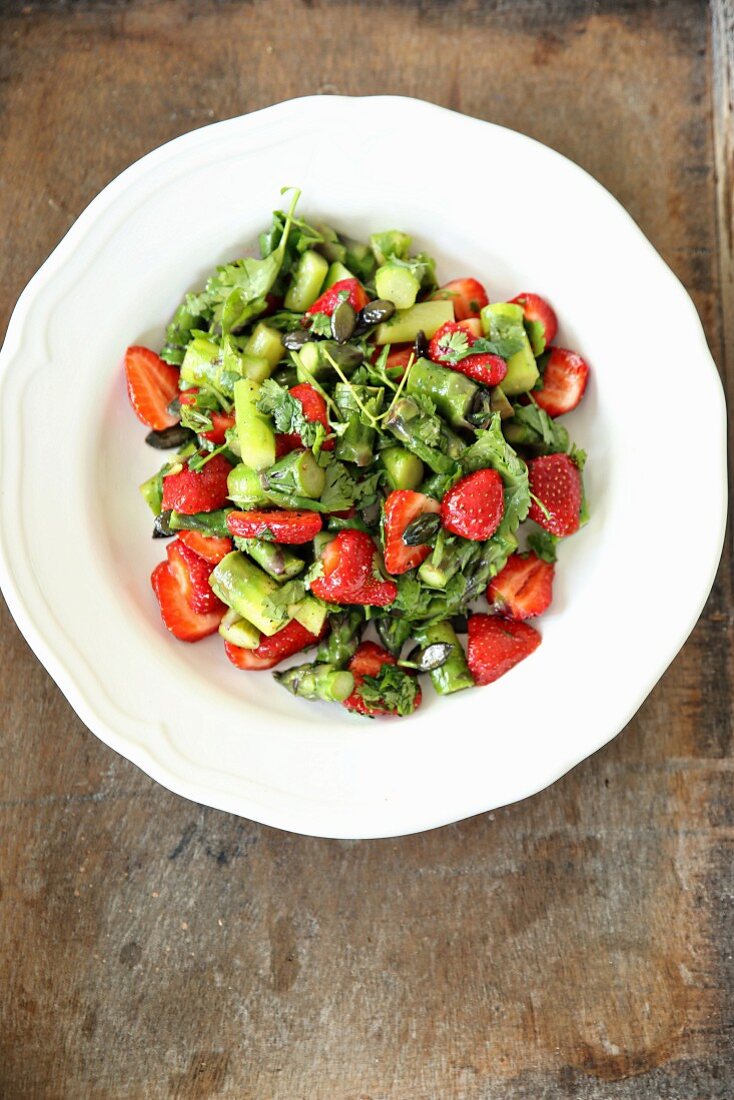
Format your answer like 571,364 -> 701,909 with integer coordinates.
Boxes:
466,614 -> 541,685
282,383 -> 334,451
428,321 -> 506,387
383,490 -> 441,575
176,529 -> 233,565
179,389 -> 235,444
161,454 -> 232,515
305,278 -> 369,318
166,539 -> 225,614
528,453 -> 582,537
310,530 -> 375,602
124,346 -> 180,430
429,278 -> 489,320
378,344 -> 414,377
226,509 -> 322,544
342,642 -> 422,717
150,561 -> 224,642
488,552 -> 554,620
510,293 -> 558,354
441,469 -> 505,541
534,347 -> 590,418
224,618 -> 327,671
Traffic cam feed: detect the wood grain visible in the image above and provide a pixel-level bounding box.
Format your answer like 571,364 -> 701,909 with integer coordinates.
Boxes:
0,1 -> 731,1097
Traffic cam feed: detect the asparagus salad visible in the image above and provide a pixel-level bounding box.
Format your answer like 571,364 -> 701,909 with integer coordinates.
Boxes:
127,189 -> 590,718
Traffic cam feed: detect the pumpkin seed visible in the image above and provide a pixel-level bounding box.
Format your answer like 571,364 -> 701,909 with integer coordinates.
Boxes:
354,298 -> 395,335
413,329 -> 429,359
402,642 -> 454,672
152,510 -> 175,538
145,425 -> 196,450
468,390 -> 493,429
331,300 -> 357,343
402,512 -> 442,546
282,328 -> 314,351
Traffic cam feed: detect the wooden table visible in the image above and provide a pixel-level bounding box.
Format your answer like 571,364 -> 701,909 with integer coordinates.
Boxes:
1,2 -> 731,1096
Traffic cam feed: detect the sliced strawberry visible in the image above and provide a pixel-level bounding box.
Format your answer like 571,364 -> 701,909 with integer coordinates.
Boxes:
382,344 -> 414,377
358,576 -> 398,607
161,453 -> 232,515
124,346 -> 180,430
466,614 -> 541,685
429,278 -> 488,320
177,529 -> 233,565
275,433 -> 297,459
226,510 -> 322,544
428,320 -> 507,386
510,293 -> 558,353
383,490 -> 441,575
150,561 -> 224,642
224,618 -> 327,671
441,469 -> 504,541
305,278 -> 369,318
202,410 -> 236,445
282,383 -> 334,451
528,453 -> 582,537
534,347 -> 590,417
166,539 -> 224,614
310,529 -> 375,602
343,642 -> 421,717
488,552 -> 554,620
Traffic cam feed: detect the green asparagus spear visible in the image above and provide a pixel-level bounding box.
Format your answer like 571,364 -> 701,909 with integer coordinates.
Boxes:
209,552 -> 288,636
334,383 -> 384,467
379,446 -> 424,491
412,621 -> 474,695
406,358 -> 478,429
260,448 -> 326,499
316,609 -> 364,665
274,663 -> 355,703
236,538 -> 305,580
384,397 -> 459,475
169,509 -> 232,538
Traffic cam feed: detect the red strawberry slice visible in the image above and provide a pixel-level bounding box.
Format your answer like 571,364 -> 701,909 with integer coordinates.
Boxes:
381,344 -> 414,377
534,347 -> 590,417
177,529 -> 233,565
226,510 -> 322,544
488,552 -> 554,620
342,642 -> 421,717
224,618 -> 327,671
305,278 -> 369,318
150,561 -> 224,642
510,293 -> 558,352
166,539 -> 225,614
275,433 -> 297,459
428,321 -> 507,386
310,529 -> 375,602
161,453 -> 232,515
383,490 -> 441,575
429,277 -> 488,320
441,469 -> 505,541
202,410 -> 236,444
357,576 -> 398,607
528,453 -> 582,537
282,383 -> 334,452
466,614 -> 541,685
124,346 -> 180,430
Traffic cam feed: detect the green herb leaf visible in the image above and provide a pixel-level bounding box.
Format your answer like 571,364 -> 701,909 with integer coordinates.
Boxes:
526,528 -> 559,563
358,664 -> 420,716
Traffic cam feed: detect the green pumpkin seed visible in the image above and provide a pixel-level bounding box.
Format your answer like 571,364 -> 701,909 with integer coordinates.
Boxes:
331,300 -> 357,344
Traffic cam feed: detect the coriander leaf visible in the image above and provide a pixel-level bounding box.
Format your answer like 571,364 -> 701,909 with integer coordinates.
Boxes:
432,328 -> 471,365
526,528 -> 559,563
482,310 -> 526,359
319,460 -> 359,512
262,578 -> 307,622
256,378 -> 321,446
309,311 -> 333,337
358,664 -> 420,717
506,404 -> 570,454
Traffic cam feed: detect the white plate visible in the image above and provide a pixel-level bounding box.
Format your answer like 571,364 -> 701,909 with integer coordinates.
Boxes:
0,96 -> 726,838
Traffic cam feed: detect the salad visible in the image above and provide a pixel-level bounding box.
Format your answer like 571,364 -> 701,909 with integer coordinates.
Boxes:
126,189 -> 589,718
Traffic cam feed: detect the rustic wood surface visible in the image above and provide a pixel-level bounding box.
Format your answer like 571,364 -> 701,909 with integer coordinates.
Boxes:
0,1 -> 732,1096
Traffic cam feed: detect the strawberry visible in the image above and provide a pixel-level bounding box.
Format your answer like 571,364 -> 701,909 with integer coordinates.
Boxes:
441,469 -> 504,541
310,530 -> 396,606
528,453 -> 582,536
176,529 -> 233,565
428,321 -> 507,387
534,347 -> 590,417
150,561 -> 224,642
310,529 -> 375,602
509,293 -> 558,353
282,383 -> 334,451
381,344 -> 414,377
161,453 -> 232,514
429,277 -> 488,320
275,433 -> 296,459
166,539 -> 224,614
488,552 -> 554,620
124,346 -> 180,430
179,389 -> 235,444
466,614 -> 541,685
383,490 -> 441,575
224,618 -> 327,671
343,642 -> 422,717
226,509 -> 322,544
305,278 -> 369,318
